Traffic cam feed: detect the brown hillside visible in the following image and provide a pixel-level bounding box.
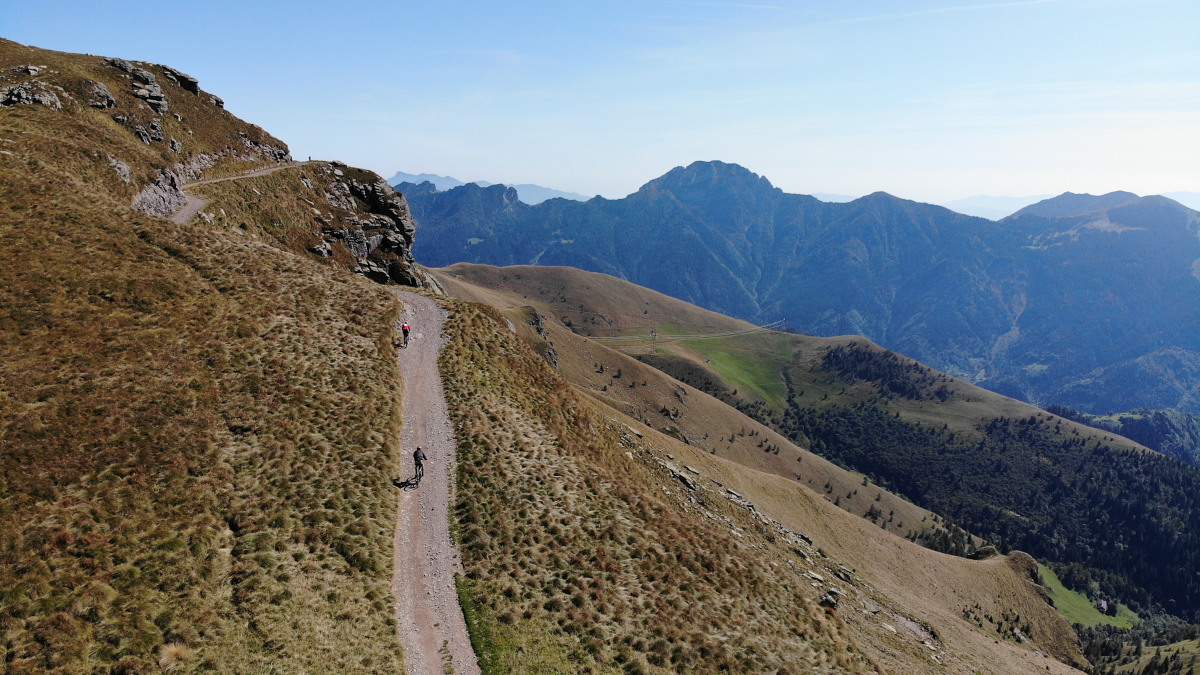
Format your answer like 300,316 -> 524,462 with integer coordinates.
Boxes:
431,265 -> 942,540
433,262 -> 1148,453
1,40 -> 409,672
437,296 -> 1086,672
2,36 -> 1093,674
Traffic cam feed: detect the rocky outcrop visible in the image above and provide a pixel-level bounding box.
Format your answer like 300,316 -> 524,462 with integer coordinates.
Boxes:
1,80 -> 66,109
239,132 -> 290,163
310,166 -> 422,286
86,80 -> 115,108
131,169 -> 187,217
108,155 -> 131,184
103,57 -> 168,112
130,153 -> 220,217
160,66 -> 199,94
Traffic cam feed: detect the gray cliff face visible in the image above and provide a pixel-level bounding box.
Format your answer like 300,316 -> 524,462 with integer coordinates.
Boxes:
315,164 -> 423,287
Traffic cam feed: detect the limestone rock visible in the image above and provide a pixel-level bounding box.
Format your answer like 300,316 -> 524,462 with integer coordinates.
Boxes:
103,58 -> 135,73
238,132 -> 290,162
159,66 -> 200,94
130,67 -> 157,86
132,169 -> 187,217
86,80 -> 115,108
308,164 -> 424,287
1,81 -> 63,110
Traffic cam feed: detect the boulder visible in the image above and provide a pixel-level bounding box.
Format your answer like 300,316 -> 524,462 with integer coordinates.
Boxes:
132,79 -> 168,113
130,67 -> 157,86
968,545 -> 999,560
86,80 -> 115,108
159,66 -> 200,94
103,58 -> 135,73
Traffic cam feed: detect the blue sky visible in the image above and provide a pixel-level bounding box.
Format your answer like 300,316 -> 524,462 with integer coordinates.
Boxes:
6,0 -> 1198,202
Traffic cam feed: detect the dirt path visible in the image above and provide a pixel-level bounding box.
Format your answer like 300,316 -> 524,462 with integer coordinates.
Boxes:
390,291 -> 481,675
171,194 -> 208,224
170,161 -> 307,224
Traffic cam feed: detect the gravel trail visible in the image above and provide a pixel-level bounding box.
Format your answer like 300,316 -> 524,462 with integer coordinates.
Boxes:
170,161 -> 306,224
390,291 -> 480,675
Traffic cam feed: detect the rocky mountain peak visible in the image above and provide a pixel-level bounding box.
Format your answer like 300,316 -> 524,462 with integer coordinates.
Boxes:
639,160 -> 775,197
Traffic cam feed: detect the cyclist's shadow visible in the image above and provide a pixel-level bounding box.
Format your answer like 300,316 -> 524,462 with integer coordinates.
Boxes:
392,476 -> 420,491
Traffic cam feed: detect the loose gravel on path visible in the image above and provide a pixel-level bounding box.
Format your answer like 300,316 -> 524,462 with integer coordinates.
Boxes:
390,291 -> 481,675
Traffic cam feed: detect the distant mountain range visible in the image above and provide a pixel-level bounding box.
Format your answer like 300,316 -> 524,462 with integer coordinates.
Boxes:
400,160 -> 1200,416
388,171 -> 592,205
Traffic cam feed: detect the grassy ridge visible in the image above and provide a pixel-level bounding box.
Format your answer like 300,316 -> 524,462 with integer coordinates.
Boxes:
433,273 -> 1089,673
0,183 -> 407,674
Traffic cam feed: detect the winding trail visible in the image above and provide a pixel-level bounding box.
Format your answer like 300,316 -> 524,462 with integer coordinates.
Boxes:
170,161 -> 307,224
390,291 -> 480,675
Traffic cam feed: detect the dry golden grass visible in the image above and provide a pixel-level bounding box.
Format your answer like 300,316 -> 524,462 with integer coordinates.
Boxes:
440,301 -> 871,673
1,40 -> 405,673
